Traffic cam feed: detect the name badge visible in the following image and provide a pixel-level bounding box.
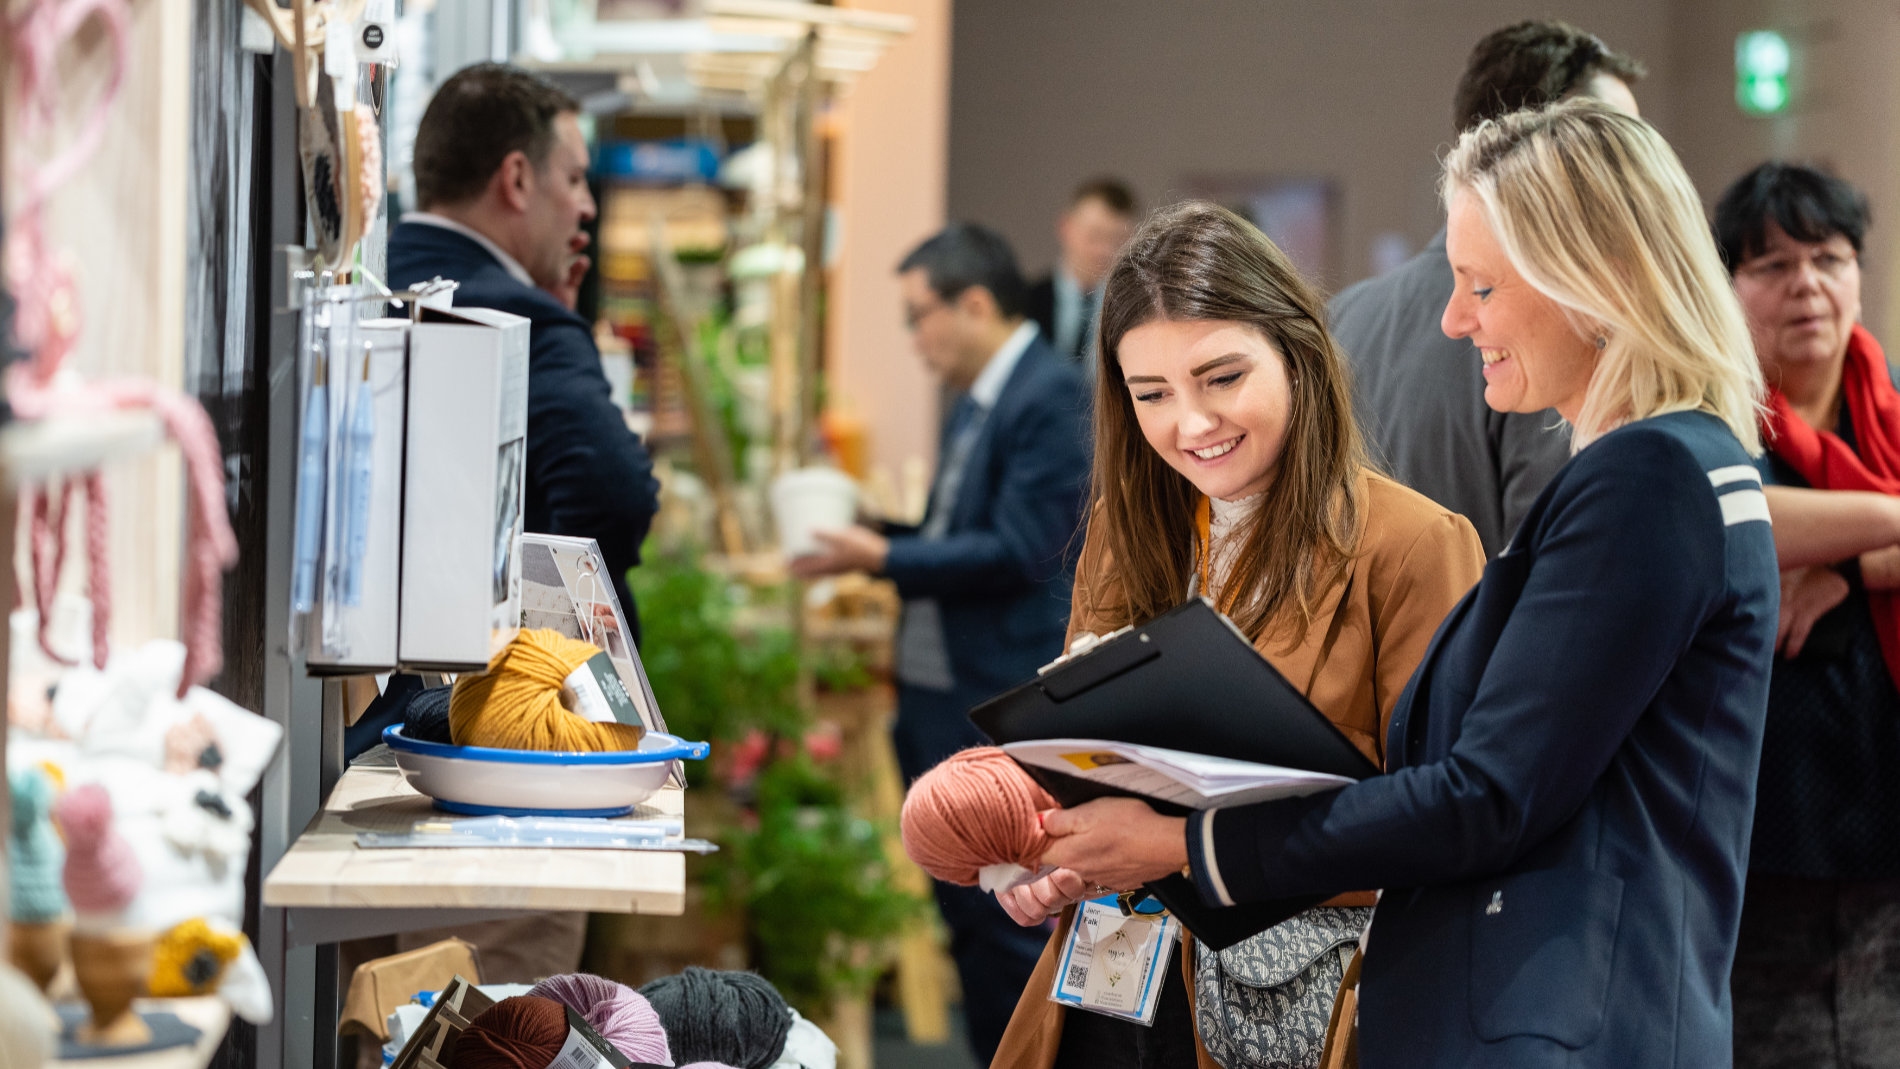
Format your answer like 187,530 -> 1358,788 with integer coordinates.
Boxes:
1049,896 -> 1178,1025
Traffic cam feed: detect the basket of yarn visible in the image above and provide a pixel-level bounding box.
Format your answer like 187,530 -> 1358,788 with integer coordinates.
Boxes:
900,747 -> 1057,891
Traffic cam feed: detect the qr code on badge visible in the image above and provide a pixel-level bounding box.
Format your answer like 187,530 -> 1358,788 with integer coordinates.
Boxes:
1066,963 -> 1089,989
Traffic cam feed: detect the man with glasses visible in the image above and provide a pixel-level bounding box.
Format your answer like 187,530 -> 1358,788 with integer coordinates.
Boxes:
793,223 -> 1090,1063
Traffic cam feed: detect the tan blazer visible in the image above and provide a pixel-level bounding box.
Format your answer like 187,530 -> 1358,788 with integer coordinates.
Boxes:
991,470 -> 1485,1069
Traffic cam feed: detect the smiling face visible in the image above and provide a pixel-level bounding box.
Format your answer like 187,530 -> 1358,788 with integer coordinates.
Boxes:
1441,190 -> 1599,422
1117,319 -> 1294,502
1731,223 -> 1861,382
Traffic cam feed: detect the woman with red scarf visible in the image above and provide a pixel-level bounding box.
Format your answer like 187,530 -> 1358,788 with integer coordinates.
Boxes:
1717,162 -> 1900,1068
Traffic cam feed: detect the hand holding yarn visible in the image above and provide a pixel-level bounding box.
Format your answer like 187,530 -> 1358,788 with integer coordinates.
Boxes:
1038,796 -> 1191,893
899,747 -> 1056,891
995,866 -> 1095,928
450,629 -> 646,752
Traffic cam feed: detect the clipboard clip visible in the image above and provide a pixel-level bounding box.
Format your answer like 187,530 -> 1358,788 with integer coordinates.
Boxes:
1117,889 -> 1169,918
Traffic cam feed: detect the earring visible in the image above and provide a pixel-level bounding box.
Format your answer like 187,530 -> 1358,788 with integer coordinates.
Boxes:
1594,335 -> 1607,350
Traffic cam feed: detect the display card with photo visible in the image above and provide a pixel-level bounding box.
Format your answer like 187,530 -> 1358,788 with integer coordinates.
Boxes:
518,532 -> 668,738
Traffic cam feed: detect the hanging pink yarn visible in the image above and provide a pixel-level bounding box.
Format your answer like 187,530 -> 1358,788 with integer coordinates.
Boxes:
4,0 -> 236,697
54,783 -> 141,914
900,747 -> 1056,886
526,973 -> 672,1066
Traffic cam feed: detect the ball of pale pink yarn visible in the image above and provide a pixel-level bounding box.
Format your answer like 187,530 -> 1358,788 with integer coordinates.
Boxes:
55,784 -> 142,914
527,973 -> 672,1066
900,746 -> 1056,886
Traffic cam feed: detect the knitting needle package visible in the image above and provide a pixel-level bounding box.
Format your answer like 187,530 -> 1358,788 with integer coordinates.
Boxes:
399,305 -> 530,670
305,316 -> 409,673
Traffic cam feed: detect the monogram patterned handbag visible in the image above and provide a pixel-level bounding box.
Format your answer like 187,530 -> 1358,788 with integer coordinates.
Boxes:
1193,906 -> 1372,1069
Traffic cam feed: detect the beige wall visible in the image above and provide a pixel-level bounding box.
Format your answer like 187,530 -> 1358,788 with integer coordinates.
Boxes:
948,1 -> 1672,296
948,0 -> 1900,339
3,0 -> 188,653
1665,0 -> 1900,339
826,0 -> 955,487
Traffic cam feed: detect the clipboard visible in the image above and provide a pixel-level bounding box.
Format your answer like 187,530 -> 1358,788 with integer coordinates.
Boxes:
968,597 -> 1378,950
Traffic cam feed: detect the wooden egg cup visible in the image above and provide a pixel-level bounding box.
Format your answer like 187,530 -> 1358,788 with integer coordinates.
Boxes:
6,918 -> 70,993
68,930 -> 157,1047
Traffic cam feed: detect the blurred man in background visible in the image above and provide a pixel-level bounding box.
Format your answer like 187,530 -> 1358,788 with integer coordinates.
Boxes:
1026,177 -> 1138,364
1329,21 -> 1644,557
793,223 -> 1091,1063
391,61 -> 660,636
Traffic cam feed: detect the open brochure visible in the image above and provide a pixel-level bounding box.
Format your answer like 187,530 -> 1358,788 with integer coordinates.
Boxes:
1002,738 -> 1353,810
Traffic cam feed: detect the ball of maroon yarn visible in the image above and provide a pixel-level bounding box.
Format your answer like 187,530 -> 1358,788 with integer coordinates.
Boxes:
900,746 -> 1056,886
452,996 -> 570,1069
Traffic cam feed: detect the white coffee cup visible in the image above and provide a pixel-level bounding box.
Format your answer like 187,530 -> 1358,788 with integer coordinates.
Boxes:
770,467 -> 859,559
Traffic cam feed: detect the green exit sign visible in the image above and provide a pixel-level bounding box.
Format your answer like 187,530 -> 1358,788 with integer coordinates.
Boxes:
1736,31 -> 1791,114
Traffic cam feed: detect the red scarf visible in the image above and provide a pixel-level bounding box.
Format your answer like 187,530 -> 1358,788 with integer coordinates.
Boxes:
1762,324 -> 1900,683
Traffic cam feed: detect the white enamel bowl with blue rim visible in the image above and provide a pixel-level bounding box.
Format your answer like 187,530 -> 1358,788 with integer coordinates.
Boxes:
383,725 -> 711,817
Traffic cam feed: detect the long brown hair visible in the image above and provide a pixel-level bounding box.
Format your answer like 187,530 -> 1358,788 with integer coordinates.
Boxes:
1090,201 -> 1367,644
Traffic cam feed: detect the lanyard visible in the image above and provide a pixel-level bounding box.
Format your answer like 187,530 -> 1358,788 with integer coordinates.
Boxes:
1194,495 -> 1241,615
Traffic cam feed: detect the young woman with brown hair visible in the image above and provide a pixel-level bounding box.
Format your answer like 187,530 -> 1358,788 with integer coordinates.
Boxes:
990,201 -> 1485,1069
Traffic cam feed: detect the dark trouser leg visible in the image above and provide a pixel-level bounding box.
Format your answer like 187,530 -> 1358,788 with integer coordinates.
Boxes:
1052,940 -> 1198,1069
1837,878 -> 1900,1069
892,682 -> 993,785
1733,874 -> 1842,1067
933,880 -> 1049,1066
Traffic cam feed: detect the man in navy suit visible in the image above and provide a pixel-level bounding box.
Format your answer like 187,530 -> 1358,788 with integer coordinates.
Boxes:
389,63 -> 660,639
794,223 -> 1091,1063
1025,178 -> 1137,365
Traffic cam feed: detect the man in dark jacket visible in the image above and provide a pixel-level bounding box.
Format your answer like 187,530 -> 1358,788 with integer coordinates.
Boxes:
389,62 -> 659,638
1329,21 -> 1643,556
1025,178 -> 1136,365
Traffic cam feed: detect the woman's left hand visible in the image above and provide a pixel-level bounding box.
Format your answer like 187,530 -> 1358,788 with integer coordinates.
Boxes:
1040,798 -> 1190,892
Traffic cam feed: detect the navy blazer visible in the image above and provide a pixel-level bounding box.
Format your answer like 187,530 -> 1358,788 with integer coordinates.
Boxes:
1188,411 -> 1779,1067
388,222 -> 661,639
883,336 -> 1091,694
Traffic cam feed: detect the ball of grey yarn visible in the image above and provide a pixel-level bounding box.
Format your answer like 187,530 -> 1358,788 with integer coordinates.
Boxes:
637,967 -> 792,1069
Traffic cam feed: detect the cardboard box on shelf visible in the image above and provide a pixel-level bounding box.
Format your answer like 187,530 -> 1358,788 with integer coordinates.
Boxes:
399,305 -> 529,670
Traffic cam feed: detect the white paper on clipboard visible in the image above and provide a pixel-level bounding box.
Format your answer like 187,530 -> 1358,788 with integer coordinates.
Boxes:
517,533 -> 681,786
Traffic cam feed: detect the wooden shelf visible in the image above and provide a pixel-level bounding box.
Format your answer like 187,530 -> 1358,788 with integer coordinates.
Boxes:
49,997 -> 230,1069
261,765 -> 688,945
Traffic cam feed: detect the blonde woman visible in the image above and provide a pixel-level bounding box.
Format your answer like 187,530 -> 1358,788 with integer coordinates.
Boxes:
1032,101 -> 1780,1067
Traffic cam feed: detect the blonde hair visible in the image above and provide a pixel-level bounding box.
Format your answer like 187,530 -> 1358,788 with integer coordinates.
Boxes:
1442,99 -> 1763,453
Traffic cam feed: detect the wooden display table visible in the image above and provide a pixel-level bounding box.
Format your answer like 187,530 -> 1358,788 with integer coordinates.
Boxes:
262,764 -> 687,946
